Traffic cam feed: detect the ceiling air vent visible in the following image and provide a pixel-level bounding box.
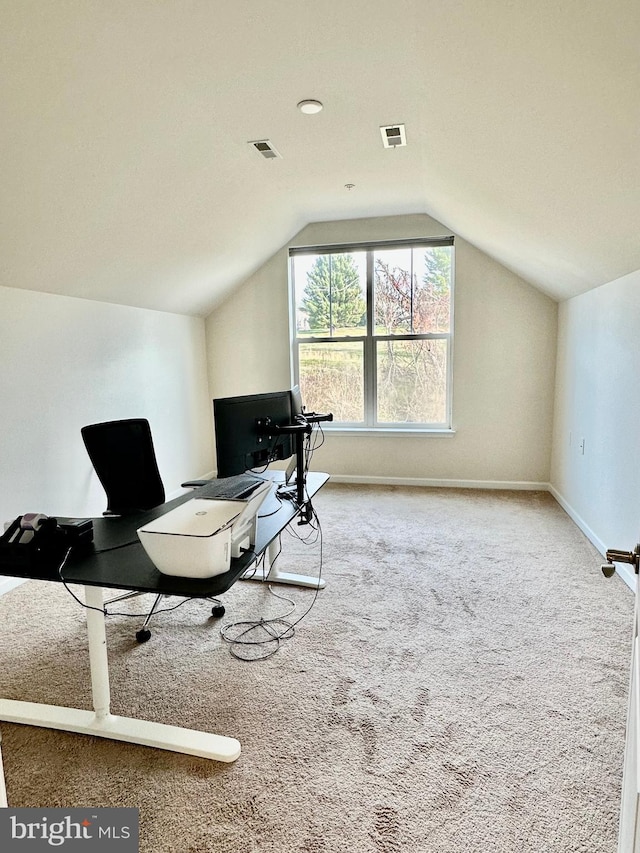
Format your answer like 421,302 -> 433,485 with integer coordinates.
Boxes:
380,124 -> 407,148
249,139 -> 282,159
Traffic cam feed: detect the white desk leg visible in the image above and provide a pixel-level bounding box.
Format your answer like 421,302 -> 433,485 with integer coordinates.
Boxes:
85,585 -> 111,721
0,732 -> 7,808
244,539 -> 325,590
0,586 -> 241,763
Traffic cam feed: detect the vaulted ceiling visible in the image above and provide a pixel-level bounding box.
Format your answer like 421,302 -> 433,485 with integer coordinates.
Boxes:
2,1 -> 638,316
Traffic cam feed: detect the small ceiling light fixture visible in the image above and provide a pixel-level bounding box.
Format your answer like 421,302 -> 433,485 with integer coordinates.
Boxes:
344,183 -> 355,191
297,99 -> 324,114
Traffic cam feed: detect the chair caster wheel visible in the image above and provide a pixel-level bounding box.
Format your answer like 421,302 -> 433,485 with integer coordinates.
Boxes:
136,628 -> 151,643
211,604 -> 225,618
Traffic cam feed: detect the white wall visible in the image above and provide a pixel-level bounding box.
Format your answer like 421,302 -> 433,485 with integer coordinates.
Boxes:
0,286 -> 213,528
205,214 -> 558,485
551,268 -> 640,583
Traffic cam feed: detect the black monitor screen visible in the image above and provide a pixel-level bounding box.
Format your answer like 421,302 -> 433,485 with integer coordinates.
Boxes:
213,390 -> 296,478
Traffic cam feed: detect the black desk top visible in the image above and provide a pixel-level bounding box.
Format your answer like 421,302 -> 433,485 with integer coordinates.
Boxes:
0,473 -> 329,598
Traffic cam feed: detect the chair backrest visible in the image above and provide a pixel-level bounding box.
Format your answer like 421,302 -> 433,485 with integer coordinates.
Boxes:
81,419 -> 165,515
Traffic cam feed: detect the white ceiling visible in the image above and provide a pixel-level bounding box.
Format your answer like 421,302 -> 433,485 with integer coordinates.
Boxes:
2,1 -> 639,316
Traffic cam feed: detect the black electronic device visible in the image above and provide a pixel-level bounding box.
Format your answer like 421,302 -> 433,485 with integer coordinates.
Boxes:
55,517 -> 95,547
0,514 -> 94,575
213,390 -> 296,477
213,387 -> 333,525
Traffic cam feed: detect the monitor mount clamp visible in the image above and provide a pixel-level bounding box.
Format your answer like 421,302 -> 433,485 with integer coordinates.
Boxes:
258,412 -> 332,525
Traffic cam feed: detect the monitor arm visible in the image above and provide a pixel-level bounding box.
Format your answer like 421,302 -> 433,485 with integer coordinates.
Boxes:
257,412 -> 333,524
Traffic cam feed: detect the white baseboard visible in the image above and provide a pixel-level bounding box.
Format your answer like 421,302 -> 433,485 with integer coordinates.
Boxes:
548,484 -> 636,592
328,474 -> 550,491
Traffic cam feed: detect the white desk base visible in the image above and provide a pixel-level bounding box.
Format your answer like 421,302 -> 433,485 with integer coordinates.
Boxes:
243,540 -> 325,590
0,586 -> 241,764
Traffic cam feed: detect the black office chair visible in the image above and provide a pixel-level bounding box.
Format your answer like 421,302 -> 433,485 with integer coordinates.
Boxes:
81,418 -> 225,642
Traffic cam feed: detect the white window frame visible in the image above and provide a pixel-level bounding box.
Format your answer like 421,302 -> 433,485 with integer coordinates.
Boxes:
289,237 -> 455,433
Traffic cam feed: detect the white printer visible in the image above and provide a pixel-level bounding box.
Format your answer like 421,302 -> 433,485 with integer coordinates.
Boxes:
137,480 -> 270,578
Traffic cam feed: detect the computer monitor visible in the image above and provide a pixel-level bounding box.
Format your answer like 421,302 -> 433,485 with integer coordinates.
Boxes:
290,384 -> 303,419
213,389 -> 297,478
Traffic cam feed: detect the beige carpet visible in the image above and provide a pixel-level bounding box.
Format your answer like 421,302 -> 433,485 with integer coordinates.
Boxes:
0,484 -> 634,852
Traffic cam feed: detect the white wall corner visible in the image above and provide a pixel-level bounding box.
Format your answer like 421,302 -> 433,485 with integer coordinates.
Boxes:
549,484 -> 636,592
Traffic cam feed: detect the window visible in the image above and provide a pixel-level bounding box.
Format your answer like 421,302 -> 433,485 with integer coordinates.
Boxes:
290,237 -> 454,430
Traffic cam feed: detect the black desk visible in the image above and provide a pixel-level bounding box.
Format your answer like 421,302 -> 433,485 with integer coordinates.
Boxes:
0,473 -> 328,764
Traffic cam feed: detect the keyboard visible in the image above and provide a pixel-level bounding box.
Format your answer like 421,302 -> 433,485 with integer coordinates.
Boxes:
196,474 -> 268,501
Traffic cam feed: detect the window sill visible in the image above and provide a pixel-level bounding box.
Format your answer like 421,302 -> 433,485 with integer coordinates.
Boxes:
319,427 -> 456,437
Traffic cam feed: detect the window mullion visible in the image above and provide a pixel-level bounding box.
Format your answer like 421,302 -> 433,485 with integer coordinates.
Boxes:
410,249 -> 414,335
365,250 -> 376,427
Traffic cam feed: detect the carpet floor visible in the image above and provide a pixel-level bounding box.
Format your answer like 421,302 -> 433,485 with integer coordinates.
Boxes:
0,484 -> 634,852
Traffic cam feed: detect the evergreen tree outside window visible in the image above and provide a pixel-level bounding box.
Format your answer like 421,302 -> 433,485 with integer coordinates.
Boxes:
301,254 -> 366,335
290,238 -> 454,429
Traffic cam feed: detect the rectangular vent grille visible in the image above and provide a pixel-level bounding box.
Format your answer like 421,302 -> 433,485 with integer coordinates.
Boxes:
380,124 -> 407,148
249,139 -> 282,159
